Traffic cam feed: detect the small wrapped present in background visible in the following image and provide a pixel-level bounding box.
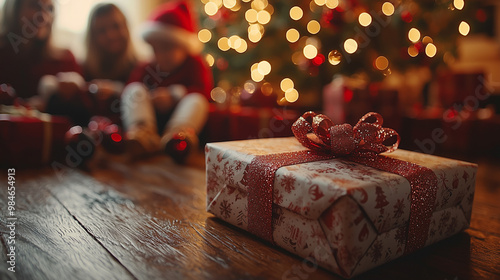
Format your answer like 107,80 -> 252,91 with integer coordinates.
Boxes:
204,105 -> 298,142
0,105 -> 72,168
206,112 -> 477,278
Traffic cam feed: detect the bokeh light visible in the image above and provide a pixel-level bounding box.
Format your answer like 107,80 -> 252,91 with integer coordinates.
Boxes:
314,0 -> 326,6
245,9 -> 258,23
244,81 -> 256,94
382,2 -> 394,16
205,2 -> 219,16
453,0 -> 464,10
303,44 -> 318,59
280,78 -> 294,92
375,56 -> 389,70
425,43 -> 437,57
307,20 -> 321,34
358,12 -> 372,27
285,88 -> 299,103
205,53 -> 215,66
198,29 -> 212,43
408,28 -> 421,42
408,45 -> 419,57
257,10 -> 271,24
326,0 -> 339,9
257,60 -> 271,75
459,21 -> 470,36
218,37 -> 230,51
211,87 -> 227,103
286,28 -> 300,43
251,70 -> 264,82
290,6 -> 303,20
261,82 -> 273,96
223,0 -> 237,9
235,39 -> 248,53
422,36 -> 433,44
344,39 -> 358,54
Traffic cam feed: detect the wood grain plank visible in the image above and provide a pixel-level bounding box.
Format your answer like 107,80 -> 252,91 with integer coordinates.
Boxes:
0,171 -> 134,280
44,157 -> 338,280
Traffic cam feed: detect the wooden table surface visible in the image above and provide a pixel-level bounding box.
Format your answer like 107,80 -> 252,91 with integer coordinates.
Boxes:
1,153 -> 499,280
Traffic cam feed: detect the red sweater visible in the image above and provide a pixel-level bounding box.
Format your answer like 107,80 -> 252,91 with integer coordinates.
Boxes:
0,46 -> 81,99
127,55 -> 213,99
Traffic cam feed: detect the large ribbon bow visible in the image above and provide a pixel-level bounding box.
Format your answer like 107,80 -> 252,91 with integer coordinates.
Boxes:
292,111 -> 400,156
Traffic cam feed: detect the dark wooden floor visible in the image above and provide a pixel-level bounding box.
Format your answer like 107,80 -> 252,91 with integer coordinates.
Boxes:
1,152 -> 499,280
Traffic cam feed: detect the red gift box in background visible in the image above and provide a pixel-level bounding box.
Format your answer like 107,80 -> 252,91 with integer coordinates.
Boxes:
0,106 -> 72,168
204,104 -> 299,142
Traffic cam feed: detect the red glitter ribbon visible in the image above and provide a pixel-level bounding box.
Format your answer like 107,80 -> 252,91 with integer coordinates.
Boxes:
248,150 -> 333,242
247,111 -> 438,255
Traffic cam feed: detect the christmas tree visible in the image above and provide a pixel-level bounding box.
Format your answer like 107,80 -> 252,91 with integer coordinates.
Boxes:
196,0 -> 483,107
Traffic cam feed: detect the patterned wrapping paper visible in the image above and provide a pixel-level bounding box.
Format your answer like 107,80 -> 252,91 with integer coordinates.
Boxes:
206,137 -> 477,278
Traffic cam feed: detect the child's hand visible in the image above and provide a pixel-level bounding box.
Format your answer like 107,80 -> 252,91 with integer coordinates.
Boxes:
56,72 -> 86,101
58,81 -> 81,100
152,87 -> 174,113
26,96 -> 46,112
89,79 -> 124,101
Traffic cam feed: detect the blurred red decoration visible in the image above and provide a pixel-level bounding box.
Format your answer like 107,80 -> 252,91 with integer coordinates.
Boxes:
344,88 -> 354,103
64,125 -> 96,167
102,123 -> 125,154
312,54 -> 325,66
475,9 -> 487,22
401,11 -> 413,23
165,132 -> 191,164
415,42 -> 424,52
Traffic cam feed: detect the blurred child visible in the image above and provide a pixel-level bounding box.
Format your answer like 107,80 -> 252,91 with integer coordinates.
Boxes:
0,0 -> 91,125
121,1 -> 212,163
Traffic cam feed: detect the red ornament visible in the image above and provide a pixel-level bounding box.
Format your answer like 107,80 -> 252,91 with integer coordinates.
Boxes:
414,42 -> 424,52
312,54 -> 325,66
87,116 -> 125,154
322,8 -> 345,30
344,88 -> 354,103
102,124 -> 125,154
64,125 -> 96,166
165,132 -> 192,164
216,58 -> 229,71
401,11 -> 413,23
476,9 -> 487,23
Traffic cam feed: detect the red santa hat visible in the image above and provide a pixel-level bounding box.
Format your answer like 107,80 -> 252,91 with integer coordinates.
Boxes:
141,1 -> 203,55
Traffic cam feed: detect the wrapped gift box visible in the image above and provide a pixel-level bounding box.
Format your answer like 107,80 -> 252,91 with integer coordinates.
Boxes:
0,106 -> 72,168
206,137 -> 477,278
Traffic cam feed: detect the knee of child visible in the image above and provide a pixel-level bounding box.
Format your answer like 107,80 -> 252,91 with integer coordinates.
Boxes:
181,92 -> 209,111
122,82 -> 149,104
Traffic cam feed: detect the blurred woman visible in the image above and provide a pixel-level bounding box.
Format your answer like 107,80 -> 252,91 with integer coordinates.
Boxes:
82,3 -> 136,83
82,3 -> 137,123
0,0 -> 90,125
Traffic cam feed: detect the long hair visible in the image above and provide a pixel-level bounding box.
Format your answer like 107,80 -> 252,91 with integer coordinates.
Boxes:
0,0 -> 23,41
84,3 -> 136,81
0,0 -> 55,56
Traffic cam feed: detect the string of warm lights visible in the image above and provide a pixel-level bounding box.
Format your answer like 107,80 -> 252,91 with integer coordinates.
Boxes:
199,0 -> 472,105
